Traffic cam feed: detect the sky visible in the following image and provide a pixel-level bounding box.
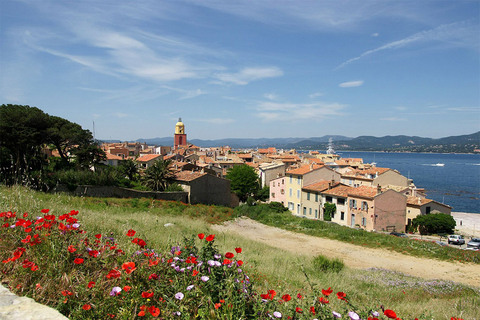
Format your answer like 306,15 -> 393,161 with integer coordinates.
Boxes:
1,0 -> 479,141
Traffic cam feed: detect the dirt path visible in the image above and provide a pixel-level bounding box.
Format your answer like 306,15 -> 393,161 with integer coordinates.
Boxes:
212,217 -> 480,288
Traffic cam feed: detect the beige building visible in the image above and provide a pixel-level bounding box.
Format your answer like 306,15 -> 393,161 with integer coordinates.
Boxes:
406,197 -> 452,229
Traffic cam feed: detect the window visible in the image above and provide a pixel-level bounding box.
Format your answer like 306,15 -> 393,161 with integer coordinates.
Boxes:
341,212 -> 345,220
289,189 -> 292,197
303,207 -> 307,216
349,199 -> 357,208
362,217 -> 367,226
309,208 -> 312,216
315,194 -> 318,202
297,204 -> 300,214
426,206 -> 431,214
290,175 -> 292,183
315,209 -> 318,219
282,179 -> 284,185
288,202 -> 294,210
297,177 -> 301,185
307,192 -> 310,201
297,190 -> 300,199
337,198 -> 345,205
326,196 -> 332,203
361,201 -> 368,211
271,193 -> 275,198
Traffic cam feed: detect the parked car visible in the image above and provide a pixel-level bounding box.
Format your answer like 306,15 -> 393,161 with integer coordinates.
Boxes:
390,232 -> 408,238
467,238 -> 480,250
447,235 -> 465,245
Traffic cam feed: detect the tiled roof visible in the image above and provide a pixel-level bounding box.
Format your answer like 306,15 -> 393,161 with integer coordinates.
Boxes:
175,171 -> 206,182
286,164 -> 324,175
303,180 -> 335,192
347,185 -> 379,199
406,196 -> 433,207
136,154 -> 162,162
322,184 -> 354,197
105,153 -> 123,160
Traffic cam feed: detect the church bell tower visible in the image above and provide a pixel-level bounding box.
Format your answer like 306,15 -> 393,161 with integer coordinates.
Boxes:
174,118 -> 187,149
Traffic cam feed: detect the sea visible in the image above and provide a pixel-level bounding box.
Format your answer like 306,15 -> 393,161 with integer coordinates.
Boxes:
335,151 -> 480,214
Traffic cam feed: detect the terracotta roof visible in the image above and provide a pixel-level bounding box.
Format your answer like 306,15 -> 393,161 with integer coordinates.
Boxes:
322,184 -> 355,197
136,154 -> 162,162
303,180 -> 335,192
237,154 -> 253,159
407,196 -> 434,207
347,185 -> 379,199
175,171 -> 206,182
286,164 -> 324,175
307,158 -> 324,165
105,153 -> 123,160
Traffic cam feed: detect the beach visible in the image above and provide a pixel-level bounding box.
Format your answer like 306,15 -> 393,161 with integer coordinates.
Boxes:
452,212 -> 480,238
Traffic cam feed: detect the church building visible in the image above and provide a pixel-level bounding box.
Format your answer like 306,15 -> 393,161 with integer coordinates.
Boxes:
174,118 -> 187,149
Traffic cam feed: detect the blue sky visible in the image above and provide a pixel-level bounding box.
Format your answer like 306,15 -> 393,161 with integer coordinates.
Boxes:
1,0 -> 479,141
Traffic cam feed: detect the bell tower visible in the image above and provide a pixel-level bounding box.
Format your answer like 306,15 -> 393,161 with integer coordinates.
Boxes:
174,118 -> 187,149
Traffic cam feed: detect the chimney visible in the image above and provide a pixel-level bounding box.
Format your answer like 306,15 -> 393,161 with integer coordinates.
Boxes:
377,185 -> 382,195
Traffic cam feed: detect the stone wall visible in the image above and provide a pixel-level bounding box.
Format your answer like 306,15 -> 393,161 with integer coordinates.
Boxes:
54,185 -> 188,202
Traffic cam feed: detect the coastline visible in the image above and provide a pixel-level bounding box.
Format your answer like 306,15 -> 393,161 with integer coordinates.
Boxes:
452,212 -> 480,238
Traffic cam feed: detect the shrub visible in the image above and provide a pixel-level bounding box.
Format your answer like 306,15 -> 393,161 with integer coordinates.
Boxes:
412,213 -> 456,235
313,254 -> 345,273
268,201 -> 289,212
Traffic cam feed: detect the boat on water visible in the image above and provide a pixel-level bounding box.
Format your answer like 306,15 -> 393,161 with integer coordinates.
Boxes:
434,163 -> 445,167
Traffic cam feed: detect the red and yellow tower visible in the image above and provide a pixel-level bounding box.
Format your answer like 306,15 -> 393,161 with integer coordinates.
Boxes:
174,118 -> 187,149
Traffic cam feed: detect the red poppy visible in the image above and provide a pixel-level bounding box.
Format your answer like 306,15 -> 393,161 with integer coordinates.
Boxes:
225,252 -> 234,259
137,238 -> 146,248
384,310 -> 397,319
122,262 -> 136,274
321,287 -> 333,296
141,291 -> 154,298
192,270 -> 199,276
106,269 -> 121,279
297,293 -> 303,299
237,260 -> 244,266
126,229 -> 136,237
223,259 -> 232,265
149,306 -> 160,317
149,273 -> 158,280
319,297 -> 329,304
281,294 -> 292,302
197,233 -> 205,239
310,306 -> 316,314
41,209 -> 50,214
67,245 -> 76,253
123,286 -> 131,292
337,291 -> 347,301
23,212 -> 28,218
61,290 -> 73,296
82,304 -> 91,310
94,234 -> 101,239
235,247 -> 242,253
87,281 -> 95,288
206,234 -> 215,242
74,258 -> 84,264
295,307 -> 303,313
138,311 -> 145,317
149,259 -> 159,266
88,250 -> 99,258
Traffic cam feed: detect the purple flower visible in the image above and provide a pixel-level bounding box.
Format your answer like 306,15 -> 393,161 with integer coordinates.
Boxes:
348,311 -> 359,320
109,286 -> 122,296
371,311 -> 379,317
201,276 -> 209,282
187,285 -> 194,291
72,223 -> 80,228
207,260 -> 216,267
214,254 -> 221,259
273,311 -> 282,318
332,311 -> 342,318
175,292 -> 184,300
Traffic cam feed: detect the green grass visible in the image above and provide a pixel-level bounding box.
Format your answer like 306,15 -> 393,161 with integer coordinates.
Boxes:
234,203 -> 480,264
0,186 -> 478,319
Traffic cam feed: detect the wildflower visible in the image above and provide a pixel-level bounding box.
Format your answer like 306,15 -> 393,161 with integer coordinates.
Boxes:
74,258 -> 84,264
61,290 -> 73,296
206,234 -> 215,242
175,292 -> 184,300
332,311 -> 342,318
197,233 -> 205,239
138,311 -> 145,317
371,311 -> 380,317
337,291 -> 347,301
123,285 -> 131,292
348,311 -> 360,320
322,287 -> 333,296
87,281 -> 95,288
237,260 -> 244,266
295,307 -> 303,313
214,303 -> 221,309
110,286 -> 122,296
225,252 -> 234,259
106,268 -> 122,279
142,291 -> 154,298
201,276 -> 209,282
319,297 -> 329,304
95,234 -> 102,239
281,294 -> 291,302
67,245 -> 76,253
82,304 -> 91,310
310,306 -> 316,314
235,247 -> 242,253
122,261 -> 136,274
384,310 -> 397,319
126,229 -> 136,237
41,209 -> 49,214
187,285 -> 194,291
149,306 -> 160,317
192,270 -> 199,276
273,311 -> 282,318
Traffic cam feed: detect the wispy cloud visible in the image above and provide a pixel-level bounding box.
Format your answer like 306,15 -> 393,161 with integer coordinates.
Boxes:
380,117 -> 407,121
264,93 -> 279,100
339,80 -> 364,88
196,118 -> 235,124
337,21 -> 479,69
309,92 -> 324,98
215,67 -> 283,85
256,101 -> 345,121
447,107 -> 479,112
113,112 -> 129,118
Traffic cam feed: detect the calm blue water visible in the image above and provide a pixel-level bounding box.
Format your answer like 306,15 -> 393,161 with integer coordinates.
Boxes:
336,152 -> 480,214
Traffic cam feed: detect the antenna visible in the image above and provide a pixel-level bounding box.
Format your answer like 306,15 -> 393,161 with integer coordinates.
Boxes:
93,121 -> 96,141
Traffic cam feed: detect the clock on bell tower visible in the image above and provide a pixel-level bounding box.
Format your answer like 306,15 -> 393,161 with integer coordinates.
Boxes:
174,118 -> 187,149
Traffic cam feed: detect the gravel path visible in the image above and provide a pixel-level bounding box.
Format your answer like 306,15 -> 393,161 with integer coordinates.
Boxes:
212,217 -> 480,288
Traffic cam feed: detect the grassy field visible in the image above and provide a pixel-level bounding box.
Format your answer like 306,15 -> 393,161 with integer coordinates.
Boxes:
0,186 -> 478,319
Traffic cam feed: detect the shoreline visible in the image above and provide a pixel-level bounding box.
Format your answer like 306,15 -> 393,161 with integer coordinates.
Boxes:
451,212 -> 480,238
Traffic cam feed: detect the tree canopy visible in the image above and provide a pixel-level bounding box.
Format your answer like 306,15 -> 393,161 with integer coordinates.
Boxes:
225,164 -> 259,202
412,213 -> 456,235
142,159 -> 175,191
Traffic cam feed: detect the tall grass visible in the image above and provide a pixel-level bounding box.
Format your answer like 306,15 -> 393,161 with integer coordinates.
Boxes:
0,186 -> 478,319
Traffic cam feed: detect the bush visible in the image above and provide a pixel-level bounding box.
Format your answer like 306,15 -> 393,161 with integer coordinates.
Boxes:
412,213 -> 456,235
313,254 -> 345,273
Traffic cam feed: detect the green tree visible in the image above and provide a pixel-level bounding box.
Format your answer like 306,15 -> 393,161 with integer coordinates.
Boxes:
323,203 -> 336,221
142,159 -> 175,191
412,213 -> 456,235
119,159 -> 138,181
225,164 -> 259,202
254,185 -> 270,202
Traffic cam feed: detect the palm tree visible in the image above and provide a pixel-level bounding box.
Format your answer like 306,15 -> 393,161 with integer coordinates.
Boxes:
120,159 -> 138,181
142,159 -> 175,191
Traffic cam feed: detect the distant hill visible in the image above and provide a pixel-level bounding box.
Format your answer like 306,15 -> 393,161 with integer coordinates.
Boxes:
102,132 -> 480,153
